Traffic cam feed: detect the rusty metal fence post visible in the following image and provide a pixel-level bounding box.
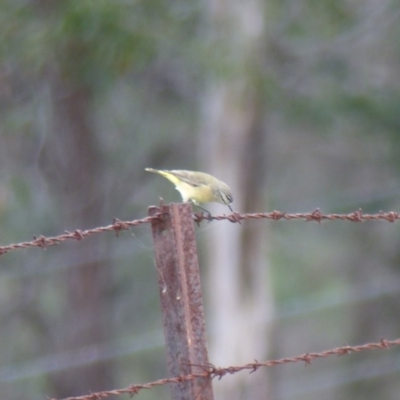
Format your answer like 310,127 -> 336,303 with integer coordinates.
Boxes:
149,202 -> 214,400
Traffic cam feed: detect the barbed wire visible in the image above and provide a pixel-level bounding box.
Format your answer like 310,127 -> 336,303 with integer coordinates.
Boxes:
0,216 -> 160,256
1,209 -> 400,256
199,209 -> 400,224
50,338 -> 400,400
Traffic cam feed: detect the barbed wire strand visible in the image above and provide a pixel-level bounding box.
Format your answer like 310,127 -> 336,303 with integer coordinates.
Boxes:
0,216 -> 160,256
49,338 -> 400,400
2,209 -> 400,256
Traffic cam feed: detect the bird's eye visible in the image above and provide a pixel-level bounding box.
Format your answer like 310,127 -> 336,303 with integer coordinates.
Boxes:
225,194 -> 233,204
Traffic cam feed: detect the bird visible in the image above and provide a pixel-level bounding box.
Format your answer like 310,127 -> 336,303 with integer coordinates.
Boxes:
145,168 -> 233,213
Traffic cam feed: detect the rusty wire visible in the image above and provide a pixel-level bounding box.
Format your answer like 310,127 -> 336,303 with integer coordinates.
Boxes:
193,209 -> 400,224
0,216 -> 162,256
1,209 -> 400,256
50,338 -> 400,400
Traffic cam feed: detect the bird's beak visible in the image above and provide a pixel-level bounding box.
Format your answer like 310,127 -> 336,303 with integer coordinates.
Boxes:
228,204 -> 233,212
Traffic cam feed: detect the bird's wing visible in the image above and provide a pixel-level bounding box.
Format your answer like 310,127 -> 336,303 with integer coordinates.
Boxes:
169,170 -> 209,187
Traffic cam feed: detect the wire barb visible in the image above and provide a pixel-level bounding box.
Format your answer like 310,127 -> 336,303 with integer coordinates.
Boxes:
1,209 -> 400,256
49,337 -> 400,400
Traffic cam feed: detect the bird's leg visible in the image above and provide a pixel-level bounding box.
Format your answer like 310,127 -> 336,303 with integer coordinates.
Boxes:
197,204 -> 213,218
191,201 -> 213,220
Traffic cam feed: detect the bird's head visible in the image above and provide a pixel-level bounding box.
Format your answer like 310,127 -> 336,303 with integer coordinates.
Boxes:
214,182 -> 233,211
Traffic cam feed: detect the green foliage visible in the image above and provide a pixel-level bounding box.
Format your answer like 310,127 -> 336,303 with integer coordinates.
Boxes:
274,0 -> 356,38
54,1 -> 156,87
0,0 -> 201,90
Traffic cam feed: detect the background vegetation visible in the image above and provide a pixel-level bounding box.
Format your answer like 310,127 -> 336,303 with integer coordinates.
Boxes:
0,0 -> 400,399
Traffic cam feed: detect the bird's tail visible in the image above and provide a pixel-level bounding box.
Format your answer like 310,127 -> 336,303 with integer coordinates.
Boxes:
145,168 -> 180,186
145,168 -> 159,174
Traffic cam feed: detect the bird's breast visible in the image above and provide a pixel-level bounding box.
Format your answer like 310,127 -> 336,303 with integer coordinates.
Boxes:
176,182 -> 213,203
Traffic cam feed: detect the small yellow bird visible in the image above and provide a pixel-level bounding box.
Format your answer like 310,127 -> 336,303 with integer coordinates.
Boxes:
145,168 -> 233,212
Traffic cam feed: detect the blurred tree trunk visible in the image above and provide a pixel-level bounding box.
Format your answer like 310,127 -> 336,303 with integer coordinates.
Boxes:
29,1 -> 115,396
200,1 -> 273,399
38,79 -> 113,396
